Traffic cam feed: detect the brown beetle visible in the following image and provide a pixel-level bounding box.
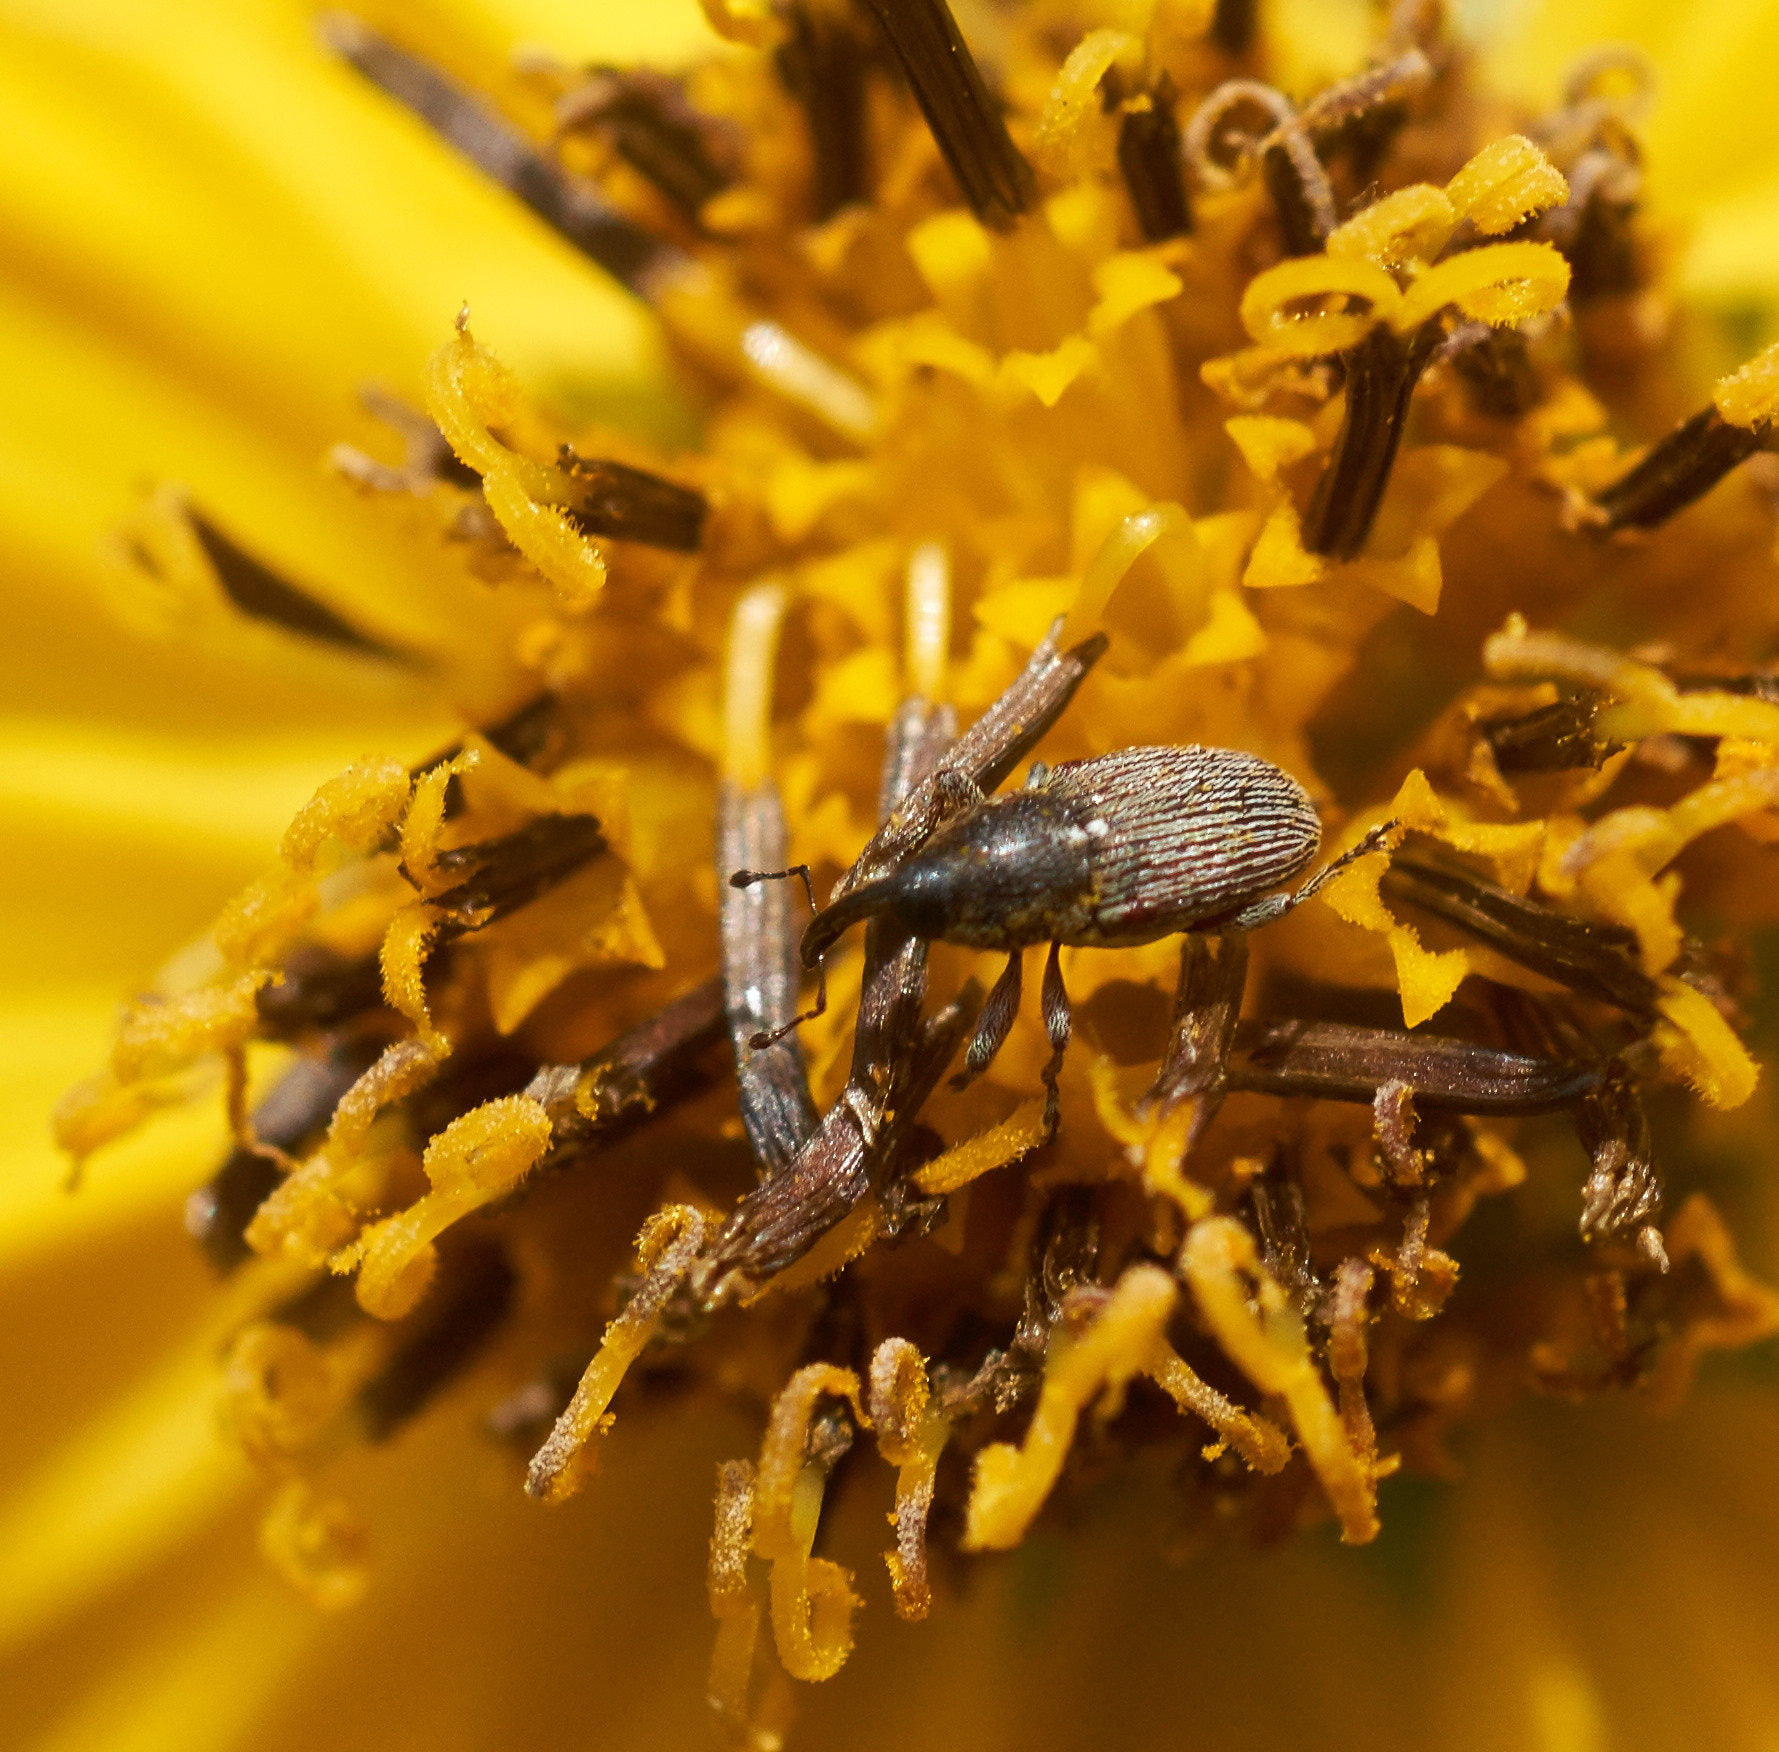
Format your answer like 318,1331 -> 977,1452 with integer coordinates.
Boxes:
738,742 -> 1385,1128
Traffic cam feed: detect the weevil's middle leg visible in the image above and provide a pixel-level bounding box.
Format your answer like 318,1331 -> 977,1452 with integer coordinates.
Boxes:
953,950 -> 1023,1089
1223,820 -> 1398,931
1038,940 -> 1071,1137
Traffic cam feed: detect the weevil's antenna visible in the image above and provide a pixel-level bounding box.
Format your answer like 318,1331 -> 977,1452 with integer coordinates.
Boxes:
727,866 -> 827,1046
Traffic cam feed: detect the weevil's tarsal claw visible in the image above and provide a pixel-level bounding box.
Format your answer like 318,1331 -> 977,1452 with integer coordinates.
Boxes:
1296,820 -> 1398,902
952,951 -> 1023,1090
1224,820 -> 1398,931
746,963 -> 827,1051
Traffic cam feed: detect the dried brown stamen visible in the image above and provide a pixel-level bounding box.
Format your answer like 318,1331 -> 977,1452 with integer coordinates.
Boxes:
1594,405 -> 1768,533
185,1040 -> 385,1271
427,812 -> 610,935
1439,321 -> 1544,420
254,946 -> 391,1041
557,446 -> 708,551
1112,72 -> 1191,242
160,504 -> 400,657
1208,0 -> 1258,58
1228,1017 -> 1603,1113
1480,689 -> 1622,773
855,0 -> 1036,231
1303,322 -> 1441,558
524,977 -> 726,1176
321,14 -> 684,296
1380,848 -> 1660,1013
775,2 -> 874,220
557,66 -> 736,220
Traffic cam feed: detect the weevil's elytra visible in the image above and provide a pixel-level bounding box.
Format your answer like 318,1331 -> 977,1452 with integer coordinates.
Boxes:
746,741 -> 1371,1137
802,745 -> 1324,962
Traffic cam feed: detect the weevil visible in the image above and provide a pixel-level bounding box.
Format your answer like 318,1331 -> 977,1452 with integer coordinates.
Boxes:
737,741 -> 1389,1130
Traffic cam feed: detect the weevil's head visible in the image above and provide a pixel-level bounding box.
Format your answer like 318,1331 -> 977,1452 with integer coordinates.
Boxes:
800,791 -> 1096,964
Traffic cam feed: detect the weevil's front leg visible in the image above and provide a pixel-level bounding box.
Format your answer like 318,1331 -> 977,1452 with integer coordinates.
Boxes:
1038,940 -> 1071,1137
953,951 -> 1023,1089
931,767 -> 987,821
1224,821 -> 1397,932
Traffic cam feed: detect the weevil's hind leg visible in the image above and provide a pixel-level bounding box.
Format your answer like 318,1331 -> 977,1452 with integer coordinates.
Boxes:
1224,820 -> 1398,932
952,951 -> 1023,1090
1038,941 -> 1071,1138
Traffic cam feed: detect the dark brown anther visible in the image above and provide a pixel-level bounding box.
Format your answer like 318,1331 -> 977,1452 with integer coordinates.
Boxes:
185,1039 -> 385,1272
720,782 -> 821,1175
1439,323 -> 1543,421
1480,686 -> 1622,768
1208,0 -> 1258,57
557,67 -> 736,220
320,15 -> 686,297
428,812 -> 609,936
1480,689 -> 1622,773
1564,156 -> 1642,303
1534,146 -> 1643,304
411,691 -> 572,826
255,945 -> 390,1041
523,977 -> 726,1175
776,2 -> 873,219
1250,1157 -> 1321,1313
1227,1017 -> 1603,1113
854,0 -> 1036,231
1574,1066 -> 1664,1266
357,1238 -> 518,1440
1380,848 -> 1660,1013
1302,322 -> 1440,559
1138,931 -> 1248,1142
1594,405 -> 1767,533
557,447 -> 708,552
404,1041 -> 544,1142
185,508 -> 402,658
1115,73 -> 1191,242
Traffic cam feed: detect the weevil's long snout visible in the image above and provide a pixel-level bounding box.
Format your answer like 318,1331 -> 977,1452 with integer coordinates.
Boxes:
797,877 -> 899,969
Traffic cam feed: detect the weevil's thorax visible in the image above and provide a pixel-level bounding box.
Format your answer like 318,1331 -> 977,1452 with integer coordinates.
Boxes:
875,788 -> 1097,950
1044,746 -> 1322,945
